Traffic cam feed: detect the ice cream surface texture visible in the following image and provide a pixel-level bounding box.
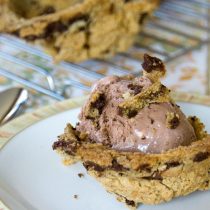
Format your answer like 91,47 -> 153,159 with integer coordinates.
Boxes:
77,54 -> 196,154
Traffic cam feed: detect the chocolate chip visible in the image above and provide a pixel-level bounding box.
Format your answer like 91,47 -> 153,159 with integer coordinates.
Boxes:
12,30 -> 20,37
143,171 -> 162,181
166,161 -> 180,169
24,35 -> 38,41
83,43 -> 90,49
54,46 -> 60,52
91,93 -> 106,115
139,12 -> 148,24
142,54 -> 165,73
46,15 -> 89,37
21,14 -> 89,41
193,152 -> 209,162
68,14 -> 89,25
138,163 -> 151,172
52,139 -> 78,155
40,6 -> 56,15
83,161 -> 105,172
111,159 -> 128,171
23,21 -> 68,41
204,181 -> 209,187
45,21 -> 68,37
83,159 -> 128,173
118,107 -> 138,118
109,3 -> 115,13
127,109 -> 138,118
127,84 -> 133,89
102,49 -> 111,54
127,84 -> 143,95
150,118 -> 154,124
148,85 -> 167,99
190,116 -> 197,121
65,150 -> 76,156
166,112 -> 180,129
169,117 -> 179,129
125,199 -> 135,207
69,14 -> 89,32
52,140 -> 69,150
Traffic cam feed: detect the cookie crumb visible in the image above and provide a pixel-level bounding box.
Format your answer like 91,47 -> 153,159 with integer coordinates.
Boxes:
142,54 -> 166,81
122,91 -> 131,99
125,198 -> 135,207
73,194 -> 78,199
78,173 -> 84,178
142,54 -> 164,73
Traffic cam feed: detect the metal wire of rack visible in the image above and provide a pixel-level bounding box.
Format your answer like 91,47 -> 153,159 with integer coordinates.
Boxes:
0,0 -> 209,101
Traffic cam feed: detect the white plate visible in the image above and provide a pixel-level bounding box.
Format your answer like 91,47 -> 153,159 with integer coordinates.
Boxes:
0,102 -> 210,210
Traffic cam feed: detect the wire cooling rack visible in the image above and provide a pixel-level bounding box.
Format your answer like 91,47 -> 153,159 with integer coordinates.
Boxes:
0,0 -> 209,101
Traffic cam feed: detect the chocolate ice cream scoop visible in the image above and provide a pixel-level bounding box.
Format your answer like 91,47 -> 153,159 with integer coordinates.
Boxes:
77,55 -> 197,154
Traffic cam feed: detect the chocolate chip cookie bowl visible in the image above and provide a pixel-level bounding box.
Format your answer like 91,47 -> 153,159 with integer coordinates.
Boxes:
0,0 -> 159,62
53,54 -> 210,208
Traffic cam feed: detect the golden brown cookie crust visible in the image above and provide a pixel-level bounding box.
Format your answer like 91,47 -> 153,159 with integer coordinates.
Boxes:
53,123 -> 210,207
